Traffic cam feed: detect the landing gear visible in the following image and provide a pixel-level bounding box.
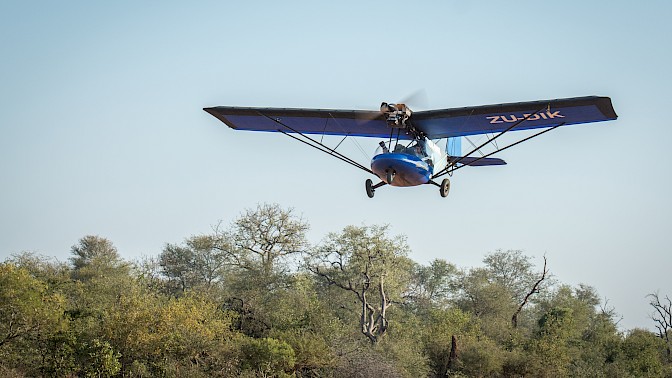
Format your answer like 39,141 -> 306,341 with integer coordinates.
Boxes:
440,178 -> 450,198
386,170 -> 395,184
365,179 -> 387,198
366,179 -> 375,198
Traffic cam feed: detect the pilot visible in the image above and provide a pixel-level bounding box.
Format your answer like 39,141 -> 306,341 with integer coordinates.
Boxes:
414,144 -> 426,157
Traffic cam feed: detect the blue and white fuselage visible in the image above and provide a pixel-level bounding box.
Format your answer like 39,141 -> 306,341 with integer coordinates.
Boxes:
370,137 -> 446,187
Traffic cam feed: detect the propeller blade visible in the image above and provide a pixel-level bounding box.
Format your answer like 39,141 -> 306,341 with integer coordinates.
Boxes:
399,89 -> 428,110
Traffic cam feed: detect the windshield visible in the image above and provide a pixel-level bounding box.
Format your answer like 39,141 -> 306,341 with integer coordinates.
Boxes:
375,141 -> 428,157
374,139 -> 439,173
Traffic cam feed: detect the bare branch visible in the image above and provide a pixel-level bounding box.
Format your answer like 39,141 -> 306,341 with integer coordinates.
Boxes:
511,256 -> 548,328
648,291 -> 672,360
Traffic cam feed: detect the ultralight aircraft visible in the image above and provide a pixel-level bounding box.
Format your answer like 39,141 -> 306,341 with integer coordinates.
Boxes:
204,96 -> 616,198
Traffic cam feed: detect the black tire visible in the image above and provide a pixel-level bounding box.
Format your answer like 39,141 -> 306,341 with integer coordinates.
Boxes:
440,178 -> 450,197
365,179 -> 375,198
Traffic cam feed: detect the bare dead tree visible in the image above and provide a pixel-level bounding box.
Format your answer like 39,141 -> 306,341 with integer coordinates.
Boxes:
511,256 -> 548,328
309,254 -> 393,345
307,225 -> 409,345
648,292 -> 672,360
599,297 -> 623,327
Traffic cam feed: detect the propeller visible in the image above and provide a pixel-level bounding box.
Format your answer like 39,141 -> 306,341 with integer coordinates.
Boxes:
358,89 -> 429,123
398,89 -> 428,111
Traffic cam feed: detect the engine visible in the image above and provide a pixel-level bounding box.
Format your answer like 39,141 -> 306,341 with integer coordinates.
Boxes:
380,102 -> 412,128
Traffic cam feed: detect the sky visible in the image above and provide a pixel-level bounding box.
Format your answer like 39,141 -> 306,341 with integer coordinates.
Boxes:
1,1 -> 670,331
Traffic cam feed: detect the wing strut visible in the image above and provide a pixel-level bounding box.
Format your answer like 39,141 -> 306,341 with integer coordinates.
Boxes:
432,107 -> 545,179
433,122 -> 566,179
261,114 -> 377,176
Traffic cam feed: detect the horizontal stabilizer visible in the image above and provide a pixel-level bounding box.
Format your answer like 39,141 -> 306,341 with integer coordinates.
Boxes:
447,156 -> 506,166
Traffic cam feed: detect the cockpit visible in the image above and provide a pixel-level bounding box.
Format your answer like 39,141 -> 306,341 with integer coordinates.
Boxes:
375,140 -> 435,169
375,140 -> 428,158
372,138 -> 445,176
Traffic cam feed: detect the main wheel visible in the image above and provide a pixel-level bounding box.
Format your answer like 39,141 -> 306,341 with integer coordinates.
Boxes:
365,179 -> 375,198
440,178 -> 450,198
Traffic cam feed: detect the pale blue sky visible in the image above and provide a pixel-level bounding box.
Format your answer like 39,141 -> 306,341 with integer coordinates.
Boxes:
1,1 -> 670,330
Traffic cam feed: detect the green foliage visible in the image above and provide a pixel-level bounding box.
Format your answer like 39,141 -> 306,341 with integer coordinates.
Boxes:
2,210 -> 671,377
36,330 -> 78,377
0,263 -> 66,348
421,307 -> 478,373
159,235 -> 230,294
616,329 -> 665,377
102,290 -> 238,376
80,338 -> 122,378
308,224 -> 413,344
239,337 -> 296,377
331,346 -> 407,378
458,336 -> 506,377
528,307 -> 575,376
70,235 -> 129,282
275,330 -> 336,374
454,267 -> 517,344
232,203 -> 309,276
407,258 -> 458,310
483,249 -> 543,303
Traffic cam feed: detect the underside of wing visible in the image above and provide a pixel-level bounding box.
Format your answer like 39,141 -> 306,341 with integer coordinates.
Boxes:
203,106 -> 409,139
414,96 -> 617,139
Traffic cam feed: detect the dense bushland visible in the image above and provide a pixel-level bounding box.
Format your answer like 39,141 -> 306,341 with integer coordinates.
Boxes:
1,204 -> 670,377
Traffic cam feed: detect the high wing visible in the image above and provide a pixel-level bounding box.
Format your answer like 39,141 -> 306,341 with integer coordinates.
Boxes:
203,107 -> 397,138
203,96 -> 616,139
413,96 -> 617,139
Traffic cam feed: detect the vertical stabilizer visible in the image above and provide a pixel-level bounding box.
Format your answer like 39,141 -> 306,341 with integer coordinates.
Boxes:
446,137 -> 461,157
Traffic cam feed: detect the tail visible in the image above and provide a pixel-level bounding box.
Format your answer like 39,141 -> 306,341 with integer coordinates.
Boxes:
447,156 -> 506,166
446,137 -> 462,157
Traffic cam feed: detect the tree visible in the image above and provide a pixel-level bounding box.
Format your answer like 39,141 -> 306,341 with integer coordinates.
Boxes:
0,263 -> 66,348
421,307 -> 478,377
159,235 -> 230,293
0,263 -> 68,376
7,251 -> 72,296
307,225 -> 413,345
239,337 -> 296,377
405,259 -> 458,310
159,243 -> 198,293
525,284 -> 628,377
564,290 -> 623,376
512,256 -> 548,328
101,290 -> 239,376
529,306 -> 575,376
454,267 -> 516,324
480,250 -> 551,329
70,235 -> 129,282
617,329 -> 665,377
68,236 -> 133,313
230,203 -> 309,277
648,291 -> 672,361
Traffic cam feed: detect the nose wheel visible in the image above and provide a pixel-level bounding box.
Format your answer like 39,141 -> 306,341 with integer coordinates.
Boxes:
385,169 -> 395,184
